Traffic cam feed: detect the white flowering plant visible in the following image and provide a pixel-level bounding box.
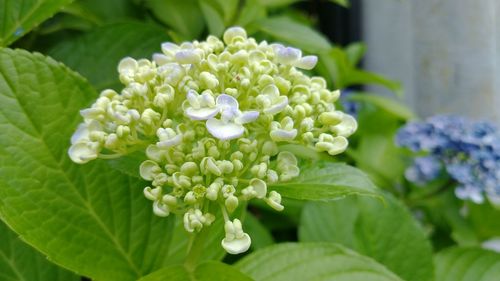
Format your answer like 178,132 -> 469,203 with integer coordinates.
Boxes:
1,1 -> 498,281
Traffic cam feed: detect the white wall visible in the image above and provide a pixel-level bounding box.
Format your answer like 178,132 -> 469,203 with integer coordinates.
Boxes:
362,0 -> 500,123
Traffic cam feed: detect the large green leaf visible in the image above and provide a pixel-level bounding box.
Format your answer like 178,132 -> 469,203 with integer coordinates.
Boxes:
256,16 -> 331,53
299,193 -> 434,281
48,22 -> 169,91
348,93 -> 415,120
145,0 -> 205,41
269,162 -> 381,201
139,261 -> 252,281
0,0 -> 73,46
435,247 -> 500,281
0,48 -> 178,280
0,220 -> 79,281
236,243 -> 403,281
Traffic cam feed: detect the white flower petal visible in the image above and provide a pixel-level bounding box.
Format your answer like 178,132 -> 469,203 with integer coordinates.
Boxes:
68,142 -> 98,164
161,42 -> 179,54
175,50 -> 201,64
139,160 -> 161,181
327,136 -> 349,155
206,118 -> 244,140
153,201 -> 170,217
262,84 -> 280,98
223,27 -> 247,44
146,145 -> 163,162
294,55 -> 318,70
332,114 -> 358,137
270,128 -> 297,142
71,123 -> 90,144
157,134 -> 182,148
235,111 -> 259,124
117,57 -> 137,74
186,107 -> 220,120
222,233 -> 251,254
216,94 -> 239,110
263,96 -> 288,115
276,47 -> 301,65
152,53 -> 170,66
250,178 -> 267,199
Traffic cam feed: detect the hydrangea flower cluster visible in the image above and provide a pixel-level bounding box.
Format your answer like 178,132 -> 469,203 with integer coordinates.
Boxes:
68,27 -> 357,254
396,115 -> 500,204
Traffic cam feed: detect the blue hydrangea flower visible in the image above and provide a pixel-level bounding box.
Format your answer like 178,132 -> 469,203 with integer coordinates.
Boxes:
396,115 -> 500,204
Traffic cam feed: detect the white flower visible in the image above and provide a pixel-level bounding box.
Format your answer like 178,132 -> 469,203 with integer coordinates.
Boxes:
331,114 -> 358,137
68,121 -> 102,164
257,84 -> 288,115
183,209 -> 215,232
276,151 -> 300,181
315,134 -> 349,156
264,191 -> 284,211
184,90 -> 219,120
273,44 -> 318,70
156,127 -> 182,148
270,117 -> 297,142
223,27 -> 247,45
139,160 -> 161,181
206,94 -> 259,140
221,219 -> 251,254
241,178 -> 267,200
153,201 -> 170,217
68,142 -> 99,164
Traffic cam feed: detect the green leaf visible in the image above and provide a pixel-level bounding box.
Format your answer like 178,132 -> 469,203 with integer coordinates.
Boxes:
317,47 -> 402,95
330,0 -> 350,7
139,261 -> 252,281
345,42 -> 366,65
0,48 -> 177,281
236,242 -> 403,281
243,213 -> 274,251
256,16 -> 331,53
198,0 -> 225,37
0,220 -> 79,281
64,0 -> 140,24
435,247 -> 500,281
48,22 -> 169,91
348,93 -> 415,120
257,0 -> 301,7
0,0 -> 74,46
235,0 -> 266,29
145,0 -> 205,41
269,162 -> 381,201
299,193 -> 434,281
467,201 -> 500,240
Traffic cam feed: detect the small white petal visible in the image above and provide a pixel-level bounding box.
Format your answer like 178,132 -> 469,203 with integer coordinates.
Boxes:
262,84 -> 280,98
157,134 -> 182,148
276,47 -> 301,65
332,114 -> 358,137
71,123 -> 90,144
216,94 -> 239,110
175,50 -> 201,64
222,233 -> 251,254
139,160 -> 161,181
186,107 -> 220,120
161,42 -> 179,54
206,119 -> 244,140
235,111 -> 259,124
68,142 -> 98,164
153,201 -> 170,217
327,136 -> 349,155
263,96 -> 288,115
270,129 -> 297,142
117,57 -> 137,74
152,53 -> 170,65
146,145 -> 163,162
223,26 -> 247,44
294,55 -> 318,70
250,178 -> 267,199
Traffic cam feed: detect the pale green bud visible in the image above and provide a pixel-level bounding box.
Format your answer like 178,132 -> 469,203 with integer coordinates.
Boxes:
140,160 -> 162,181
162,194 -> 177,206
262,141 -> 279,156
225,195 -> 239,213
152,173 -> 168,186
144,186 -> 161,201
172,172 -> 191,188
200,71 -> 219,89
180,162 -> 199,176
319,111 -> 343,126
201,157 -> 222,176
184,191 -> 197,204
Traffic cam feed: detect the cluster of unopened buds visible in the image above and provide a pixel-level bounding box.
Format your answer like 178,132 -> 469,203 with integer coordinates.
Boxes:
69,27 -> 357,254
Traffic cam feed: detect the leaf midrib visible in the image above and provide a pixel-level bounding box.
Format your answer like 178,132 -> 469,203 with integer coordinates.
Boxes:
0,53 -> 141,278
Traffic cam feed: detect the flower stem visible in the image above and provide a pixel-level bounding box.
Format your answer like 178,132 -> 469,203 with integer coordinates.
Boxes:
184,229 -> 209,271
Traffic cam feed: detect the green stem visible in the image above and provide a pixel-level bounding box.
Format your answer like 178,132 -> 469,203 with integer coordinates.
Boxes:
184,229 -> 210,271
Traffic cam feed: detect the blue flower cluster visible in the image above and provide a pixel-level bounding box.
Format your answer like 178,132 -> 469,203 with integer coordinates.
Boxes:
396,115 -> 500,204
